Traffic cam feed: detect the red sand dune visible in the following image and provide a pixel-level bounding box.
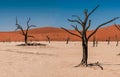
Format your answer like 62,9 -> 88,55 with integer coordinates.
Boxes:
0,25 -> 120,42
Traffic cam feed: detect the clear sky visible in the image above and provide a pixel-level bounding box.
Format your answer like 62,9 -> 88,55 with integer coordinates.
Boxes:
0,0 -> 120,31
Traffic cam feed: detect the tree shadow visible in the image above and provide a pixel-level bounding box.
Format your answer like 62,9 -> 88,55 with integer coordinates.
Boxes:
101,63 -> 120,66
16,43 -> 47,46
5,49 -> 56,56
16,51 -> 55,56
74,62 -> 120,70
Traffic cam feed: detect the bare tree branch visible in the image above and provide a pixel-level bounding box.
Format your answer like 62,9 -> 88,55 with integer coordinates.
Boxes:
29,25 -> 36,28
27,18 -> 31,27
85,20 -> 91,31
88,17 -> 119,39
16,17 -> 21,29
16,17 -> 25,35
26,18 -> 36,34
72,15 -> 83,24
71,25 -> 82,35
83,5 -> 99,27
68,19 -> 83,26
83,10 -> 89,27
84,9 -> 88,17
26,18 -> 31,34
61,27 -> 82,38
115,24 -> 120,31
88,62 -> 103,70
88,5 -> 100,17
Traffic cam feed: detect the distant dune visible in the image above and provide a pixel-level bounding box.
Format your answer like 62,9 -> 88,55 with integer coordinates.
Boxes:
0,25 -> 120,42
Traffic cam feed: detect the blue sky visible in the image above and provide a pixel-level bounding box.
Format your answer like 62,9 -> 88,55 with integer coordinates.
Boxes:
0,0 -> 120,31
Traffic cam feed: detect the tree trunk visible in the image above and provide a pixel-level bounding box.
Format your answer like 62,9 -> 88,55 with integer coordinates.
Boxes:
80,37 -> 88,66
116,35 -> 119,46
116,40 -> 119,46
93,37 -> 96,47
93,40 -> 95,47
96,40 -> 98,47
46,36 -> 50,43
107,37 -> 110,45
66,37 -> 70,44
25,35 -> 28,45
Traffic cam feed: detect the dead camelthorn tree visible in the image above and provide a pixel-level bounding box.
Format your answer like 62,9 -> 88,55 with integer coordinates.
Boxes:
115,35 -> 119,46
93,36 -> 98,47
16,17 -> 36,45
66,37 -> 70,44
96,40 -> 98,47
61,5 -> 119,69
93,36 -> 96,47
107,37 -> 110,45
46,35 -> 50,43
115,24 -> 120,46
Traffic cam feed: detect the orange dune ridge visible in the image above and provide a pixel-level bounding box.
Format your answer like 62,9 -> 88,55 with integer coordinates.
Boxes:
0,25 -> 120,42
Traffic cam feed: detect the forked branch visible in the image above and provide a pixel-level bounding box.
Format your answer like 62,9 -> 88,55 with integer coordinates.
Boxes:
68,19 -> 83,26
27,18 -> 31,27
72,15 -> 83,24
61,27 -> 82,38
16,17 -> 25,35
71,25 -> 82,35
88,17 -> 119,39
26,18 -> 36,34
85,20 -> 91,31
83,5 -> 99,26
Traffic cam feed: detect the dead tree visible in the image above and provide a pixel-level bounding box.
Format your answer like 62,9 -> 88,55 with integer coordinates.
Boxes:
96,40 -> 98,47
107,37 -> 110,45
93,36 -> 96,47
66,37 -> 70,44
61,5 -> 119,68
115,35 -> 119,46
46,35 -> 50,43
16,17 -> 36,45
115,24 -> 120,46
